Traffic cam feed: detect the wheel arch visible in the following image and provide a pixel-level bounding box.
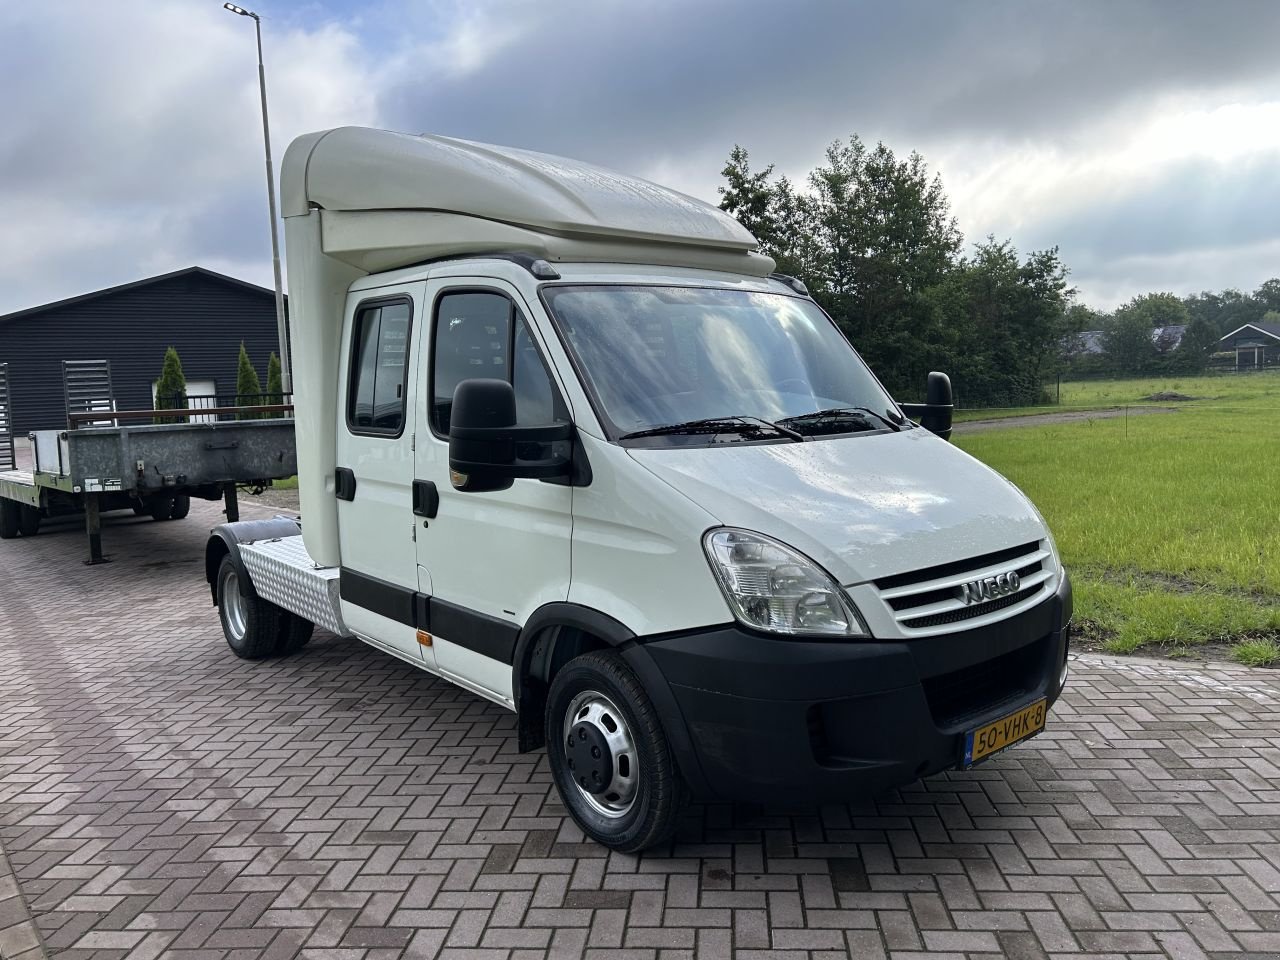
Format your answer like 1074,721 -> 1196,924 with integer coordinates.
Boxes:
511,602 -> 710,798
204,516 -> 302,604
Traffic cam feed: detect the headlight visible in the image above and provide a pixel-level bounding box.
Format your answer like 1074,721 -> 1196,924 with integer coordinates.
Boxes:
702,528 -> 868,637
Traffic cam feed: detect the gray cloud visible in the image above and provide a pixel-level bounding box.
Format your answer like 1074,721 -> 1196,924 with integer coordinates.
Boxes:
2,0 -> 1278,316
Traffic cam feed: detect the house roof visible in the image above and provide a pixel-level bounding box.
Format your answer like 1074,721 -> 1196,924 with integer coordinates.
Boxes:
1218,321 -> 1280,343
0,266 -> 283,326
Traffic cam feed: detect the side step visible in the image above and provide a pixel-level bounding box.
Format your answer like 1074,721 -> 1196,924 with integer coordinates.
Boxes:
238,534 -> 348,636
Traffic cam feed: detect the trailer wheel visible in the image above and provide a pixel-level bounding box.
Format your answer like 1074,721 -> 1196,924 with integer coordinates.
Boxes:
0,500 -> 18,539
17,506 -> 40,537
168,494 -> 191,520
545,650 -> 686,852
149,496 -> 174,521
132,501 -> 148,516
216,555 -> 281,660
276,612 -> 315,655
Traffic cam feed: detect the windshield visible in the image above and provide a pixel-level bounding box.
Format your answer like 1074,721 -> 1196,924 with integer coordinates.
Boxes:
542,284 -> 901,441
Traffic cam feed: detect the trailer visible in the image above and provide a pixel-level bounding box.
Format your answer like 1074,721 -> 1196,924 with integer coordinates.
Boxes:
0,363 -> 296,563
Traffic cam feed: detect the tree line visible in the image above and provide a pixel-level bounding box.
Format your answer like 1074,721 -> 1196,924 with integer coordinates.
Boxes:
717,136 -> 1276,404
1061,284 -> 1280,376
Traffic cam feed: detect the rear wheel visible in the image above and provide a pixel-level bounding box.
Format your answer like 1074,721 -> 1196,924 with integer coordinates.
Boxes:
545,650 -> 686,852
149,496 -> 174,521
276,611 -> 314,655
168,494 -> 191,520
17,506 -> 40,537
0,500 -> 19,539
216,555 -> 281,660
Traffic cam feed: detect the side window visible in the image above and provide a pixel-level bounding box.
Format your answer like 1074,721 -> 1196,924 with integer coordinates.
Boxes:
348,299 -> 411,434
432,290 -> 565,435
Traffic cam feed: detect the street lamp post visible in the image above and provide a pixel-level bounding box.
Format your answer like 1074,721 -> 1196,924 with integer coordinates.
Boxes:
224,3 -> 291,394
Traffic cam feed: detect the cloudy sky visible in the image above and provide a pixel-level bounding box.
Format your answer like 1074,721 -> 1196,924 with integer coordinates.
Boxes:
3,0 -> 1279,316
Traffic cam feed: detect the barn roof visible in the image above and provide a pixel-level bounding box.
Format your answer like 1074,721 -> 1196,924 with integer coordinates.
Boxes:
0,267 -> 281,326
1218,321 -> 1280,343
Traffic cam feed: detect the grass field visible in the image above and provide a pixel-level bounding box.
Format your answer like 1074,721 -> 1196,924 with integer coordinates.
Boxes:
954,371 -> 1280,664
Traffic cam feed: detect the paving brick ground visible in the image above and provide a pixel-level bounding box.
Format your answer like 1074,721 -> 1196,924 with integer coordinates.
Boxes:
2,498 -> 1280,959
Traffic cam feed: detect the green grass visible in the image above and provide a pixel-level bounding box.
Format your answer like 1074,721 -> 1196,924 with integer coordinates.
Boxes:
271,475 -> 299,490
955,370 -> 1280,659
953,371 -> 1280,422
1232,639 -> 1280,667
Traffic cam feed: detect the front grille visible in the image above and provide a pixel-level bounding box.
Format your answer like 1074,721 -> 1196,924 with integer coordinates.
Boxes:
901,583 -> 1042,629
875,541 -> 1041,591
922,637 -> 1047,726
874,541 -> 1053,634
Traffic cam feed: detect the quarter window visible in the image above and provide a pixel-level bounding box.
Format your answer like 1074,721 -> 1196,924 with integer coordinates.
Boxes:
348,300 -> 411,434
432,291 -> 564,435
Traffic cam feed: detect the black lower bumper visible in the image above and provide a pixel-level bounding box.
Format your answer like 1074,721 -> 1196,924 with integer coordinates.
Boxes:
625,574 -> 1072,805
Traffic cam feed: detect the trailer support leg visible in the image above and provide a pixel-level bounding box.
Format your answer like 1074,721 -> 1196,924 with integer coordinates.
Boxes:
84,493 -> 108,565
223,483 -> 240,523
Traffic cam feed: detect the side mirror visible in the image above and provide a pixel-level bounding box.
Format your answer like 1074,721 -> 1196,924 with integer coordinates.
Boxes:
448,378 -> 573,491
899,371 -> 953,441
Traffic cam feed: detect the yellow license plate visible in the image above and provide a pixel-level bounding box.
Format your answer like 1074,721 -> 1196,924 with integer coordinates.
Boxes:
963,698 -> 1046,767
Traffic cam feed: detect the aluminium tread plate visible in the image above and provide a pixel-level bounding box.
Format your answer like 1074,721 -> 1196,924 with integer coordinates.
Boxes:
239,535 -> 347,636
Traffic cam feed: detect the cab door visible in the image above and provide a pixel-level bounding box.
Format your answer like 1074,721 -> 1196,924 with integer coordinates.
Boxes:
414,279 -> 573,703
335,283 -> 435,669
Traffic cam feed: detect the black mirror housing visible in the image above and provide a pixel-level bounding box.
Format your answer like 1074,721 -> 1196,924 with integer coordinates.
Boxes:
899,371 -> 954,441
448,378 -> 574,491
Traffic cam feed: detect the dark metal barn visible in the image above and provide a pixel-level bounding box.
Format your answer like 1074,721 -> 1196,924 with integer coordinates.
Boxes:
0,267 -> 286,432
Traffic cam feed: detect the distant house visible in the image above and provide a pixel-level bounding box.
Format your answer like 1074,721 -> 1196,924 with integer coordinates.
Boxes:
1069,324 -> 1186,357
0,267 -> 285,432
1217,321 -> 1280,369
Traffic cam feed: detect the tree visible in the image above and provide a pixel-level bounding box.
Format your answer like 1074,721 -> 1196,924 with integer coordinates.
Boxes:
719,137 -> 1070,406
265,351 -> 284,418
153,347 -> 188,424
720,136 -> 963,396
236,341 -> 263,420
1254,278 -> 1280,314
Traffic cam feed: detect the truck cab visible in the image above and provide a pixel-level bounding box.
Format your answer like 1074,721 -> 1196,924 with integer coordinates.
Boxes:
205,127 -> 1071,851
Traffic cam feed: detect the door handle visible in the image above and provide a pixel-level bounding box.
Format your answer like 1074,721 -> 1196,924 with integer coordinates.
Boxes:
335,467 -> 357,501
412,479 -> 439,518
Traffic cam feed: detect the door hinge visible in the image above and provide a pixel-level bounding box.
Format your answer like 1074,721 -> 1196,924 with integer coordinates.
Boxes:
410,432 -> 416,452
411,520 -> 416,542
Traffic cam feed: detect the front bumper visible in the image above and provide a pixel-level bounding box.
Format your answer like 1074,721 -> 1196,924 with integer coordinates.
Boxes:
625,573 -> 1072,805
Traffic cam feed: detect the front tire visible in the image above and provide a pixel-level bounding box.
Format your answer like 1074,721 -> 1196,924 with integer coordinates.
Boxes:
216,555 -> 281,660
546,650 -> 685,852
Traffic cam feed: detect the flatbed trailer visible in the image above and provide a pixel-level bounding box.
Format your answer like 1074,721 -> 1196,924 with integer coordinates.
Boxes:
0,418 -> 296,563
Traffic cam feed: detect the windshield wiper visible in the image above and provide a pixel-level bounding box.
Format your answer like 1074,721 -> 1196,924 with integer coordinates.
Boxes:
620,416 -> 803,442
778,406 -> 904,433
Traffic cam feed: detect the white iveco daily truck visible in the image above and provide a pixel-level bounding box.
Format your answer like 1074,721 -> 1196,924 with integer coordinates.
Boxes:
205,127 -> 1071,851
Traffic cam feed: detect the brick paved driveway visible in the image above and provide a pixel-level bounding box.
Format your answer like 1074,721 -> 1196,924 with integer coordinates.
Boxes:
2,499 -> 1280,960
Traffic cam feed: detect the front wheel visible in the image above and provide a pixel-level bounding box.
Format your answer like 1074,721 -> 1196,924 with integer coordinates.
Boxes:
545,650 -> 685,852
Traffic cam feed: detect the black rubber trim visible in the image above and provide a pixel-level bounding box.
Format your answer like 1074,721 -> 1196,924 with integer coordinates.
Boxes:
204,518 -> 302,603
340,568 -> 416,627
429,597 -> 520,665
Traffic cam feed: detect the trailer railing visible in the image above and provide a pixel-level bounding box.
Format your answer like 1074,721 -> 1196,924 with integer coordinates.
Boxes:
69,392 -> 296,429
68,402 -> 295,428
